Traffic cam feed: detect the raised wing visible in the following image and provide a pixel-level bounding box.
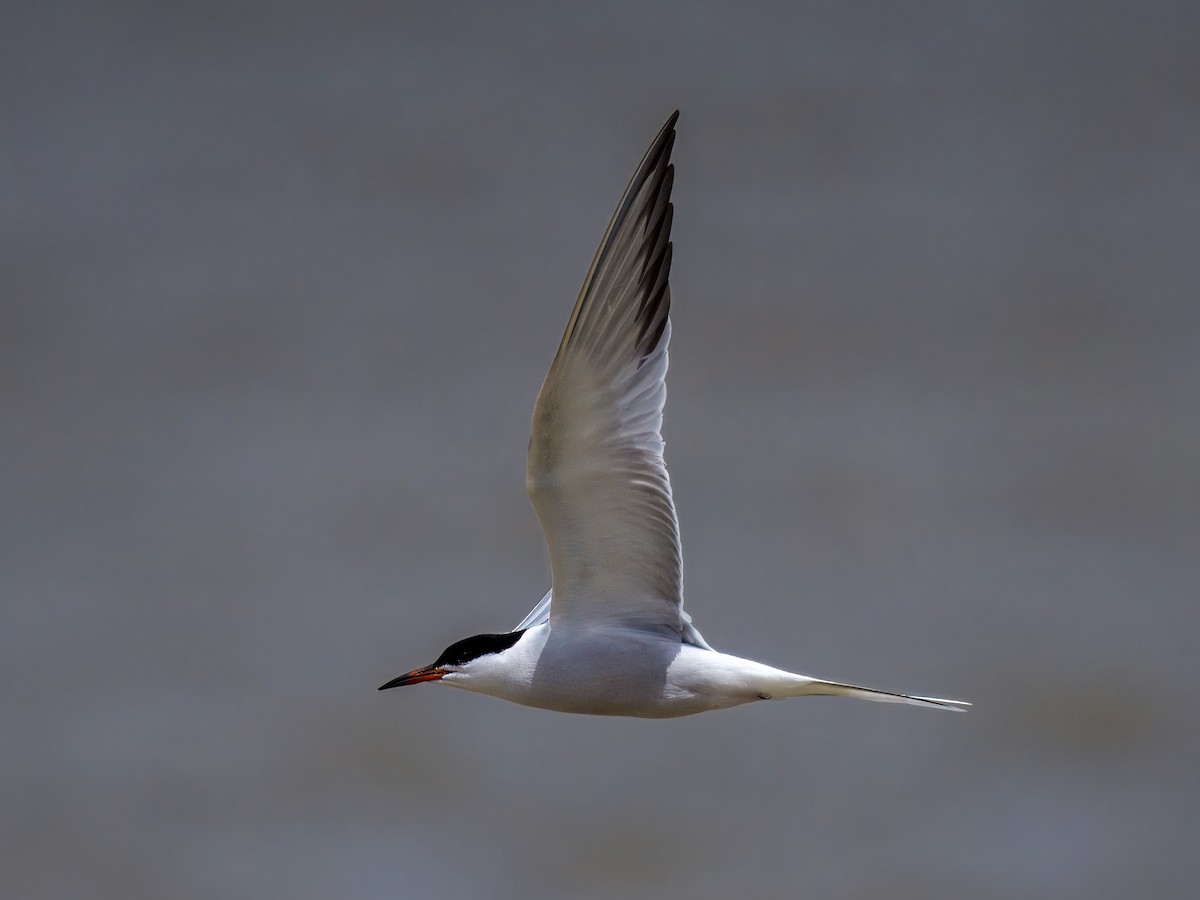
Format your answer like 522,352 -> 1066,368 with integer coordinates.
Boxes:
526,111 -> 691,636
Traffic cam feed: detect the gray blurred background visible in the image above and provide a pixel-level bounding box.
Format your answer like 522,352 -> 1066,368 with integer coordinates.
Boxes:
3,2 -> 1198,898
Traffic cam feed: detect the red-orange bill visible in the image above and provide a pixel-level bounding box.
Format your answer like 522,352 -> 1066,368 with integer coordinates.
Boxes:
378,666 -> 447,690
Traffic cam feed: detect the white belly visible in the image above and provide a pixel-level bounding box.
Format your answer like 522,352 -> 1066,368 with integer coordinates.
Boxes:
446,623 -> 804,718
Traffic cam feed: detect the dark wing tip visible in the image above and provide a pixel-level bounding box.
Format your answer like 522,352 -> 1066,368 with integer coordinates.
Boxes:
635,112 -> 679,193
553,110 -> 681,359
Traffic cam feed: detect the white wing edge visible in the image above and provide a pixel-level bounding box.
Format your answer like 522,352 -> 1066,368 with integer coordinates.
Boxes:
513,588 -> 553,632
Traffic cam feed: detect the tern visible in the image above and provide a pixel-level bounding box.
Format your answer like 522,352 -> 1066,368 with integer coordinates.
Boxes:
380,112 -> 969,718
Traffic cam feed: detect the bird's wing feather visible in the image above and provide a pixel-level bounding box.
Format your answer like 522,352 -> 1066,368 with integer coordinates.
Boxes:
513,588 -> 553,632
526,111 -> 692,635
514,584 -> 712,649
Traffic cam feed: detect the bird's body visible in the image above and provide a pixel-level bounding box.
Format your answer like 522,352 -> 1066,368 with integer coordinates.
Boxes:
412,623 -> 951,718
432,625 -> 772,718
380,112 -> 969,718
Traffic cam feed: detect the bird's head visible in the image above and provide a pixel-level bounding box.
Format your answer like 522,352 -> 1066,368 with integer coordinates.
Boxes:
378,630 -> 526,690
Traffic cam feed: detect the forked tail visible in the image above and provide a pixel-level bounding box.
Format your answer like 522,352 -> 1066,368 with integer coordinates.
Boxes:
797,678 -> 971,711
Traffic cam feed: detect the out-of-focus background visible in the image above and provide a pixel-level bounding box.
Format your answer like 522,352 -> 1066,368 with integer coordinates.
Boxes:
4,2 -> 1197,898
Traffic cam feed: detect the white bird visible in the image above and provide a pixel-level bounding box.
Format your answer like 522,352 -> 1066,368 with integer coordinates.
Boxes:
380,111 -> 969,717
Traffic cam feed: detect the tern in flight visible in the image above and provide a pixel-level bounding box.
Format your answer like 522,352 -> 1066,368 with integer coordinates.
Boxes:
380,112 -> 969,717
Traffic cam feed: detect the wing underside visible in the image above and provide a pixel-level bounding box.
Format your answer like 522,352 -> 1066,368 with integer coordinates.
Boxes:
512,585 -> 712,650
526,112 -> 694,636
